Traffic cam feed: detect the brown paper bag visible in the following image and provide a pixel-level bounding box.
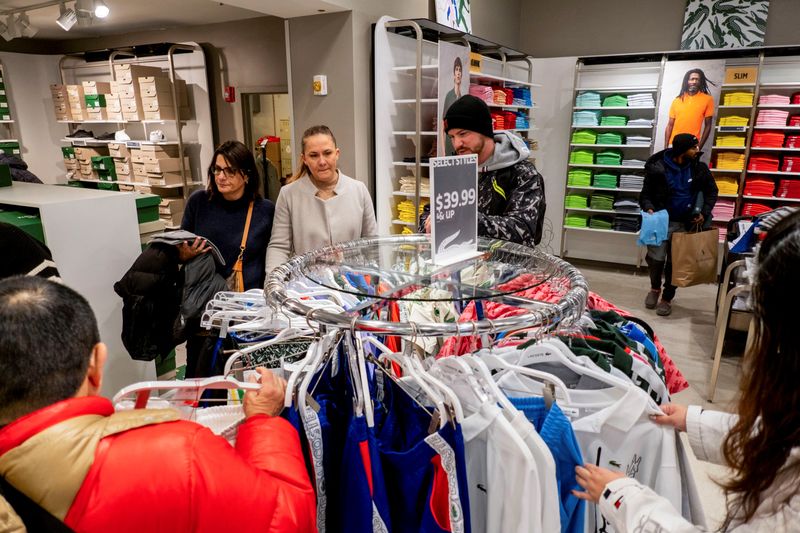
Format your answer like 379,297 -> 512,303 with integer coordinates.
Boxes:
671,228 -> 719,287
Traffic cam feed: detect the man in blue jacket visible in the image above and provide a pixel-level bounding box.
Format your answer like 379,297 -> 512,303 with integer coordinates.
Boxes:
639,133 -> 718,316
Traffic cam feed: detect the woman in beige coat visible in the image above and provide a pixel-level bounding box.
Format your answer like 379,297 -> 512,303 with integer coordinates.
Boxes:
265,125 -> 378,274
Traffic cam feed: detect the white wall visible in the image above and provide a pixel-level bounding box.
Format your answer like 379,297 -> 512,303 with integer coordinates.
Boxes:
0,52 -> 66,184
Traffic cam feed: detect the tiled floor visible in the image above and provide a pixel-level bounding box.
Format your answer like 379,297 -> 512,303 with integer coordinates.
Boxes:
574,259 -> 747,528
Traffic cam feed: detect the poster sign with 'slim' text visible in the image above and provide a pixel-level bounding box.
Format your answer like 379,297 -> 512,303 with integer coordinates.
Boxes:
431,154 -> 478,265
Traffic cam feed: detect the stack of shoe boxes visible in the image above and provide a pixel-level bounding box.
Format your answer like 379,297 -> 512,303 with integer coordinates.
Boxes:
139,76 -> 189,121
50,85 -> 72,122
74,146 -> 108,181
66,85 -> 87,121
113,64 -> 164,121
61,147 -> 78,173
0,65 -> 9,121
83,81 -> 111,121
108,142 -> 131,184
91,155 -> 118,190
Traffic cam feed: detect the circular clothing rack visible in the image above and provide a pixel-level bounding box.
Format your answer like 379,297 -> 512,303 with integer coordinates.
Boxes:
265,235 -> 589,337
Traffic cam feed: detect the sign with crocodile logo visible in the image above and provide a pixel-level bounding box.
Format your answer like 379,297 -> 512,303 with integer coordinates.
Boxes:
681,0 -> 770,50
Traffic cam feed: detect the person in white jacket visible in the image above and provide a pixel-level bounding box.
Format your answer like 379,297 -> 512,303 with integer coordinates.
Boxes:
573,207 -> 800,532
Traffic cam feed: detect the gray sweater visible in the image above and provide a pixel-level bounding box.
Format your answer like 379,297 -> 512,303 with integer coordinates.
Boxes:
265,172 -> 378,274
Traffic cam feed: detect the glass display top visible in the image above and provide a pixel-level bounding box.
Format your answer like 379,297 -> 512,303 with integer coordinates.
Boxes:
294,237 -> 563,303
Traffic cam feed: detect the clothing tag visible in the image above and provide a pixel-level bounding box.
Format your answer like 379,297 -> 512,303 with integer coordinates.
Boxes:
560,406 -> 580,420
427,410 -> 441,435
306,393 -> 320,413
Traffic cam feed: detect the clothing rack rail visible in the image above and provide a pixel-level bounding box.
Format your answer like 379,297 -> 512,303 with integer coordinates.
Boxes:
265,235 -> 589,337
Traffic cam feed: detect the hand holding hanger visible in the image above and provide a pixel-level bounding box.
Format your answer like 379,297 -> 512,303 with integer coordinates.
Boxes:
244,367 -> 288,418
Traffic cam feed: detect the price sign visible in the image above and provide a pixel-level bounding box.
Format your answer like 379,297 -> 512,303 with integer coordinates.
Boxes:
430,154 -> 479,265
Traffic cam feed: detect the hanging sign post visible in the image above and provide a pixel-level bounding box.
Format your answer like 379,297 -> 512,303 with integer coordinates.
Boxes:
430,153 -> 480,265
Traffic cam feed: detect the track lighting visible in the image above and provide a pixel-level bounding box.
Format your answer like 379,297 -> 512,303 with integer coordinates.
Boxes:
16,12 -> 38,38
94,0 -> 109,19
56,2 -> 77,31
0,17 -> 14,41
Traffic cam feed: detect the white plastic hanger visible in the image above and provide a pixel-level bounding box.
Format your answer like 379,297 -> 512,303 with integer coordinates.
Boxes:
113,376 -> 260,410
478,350 -> 574,405
223,326 -> 315,376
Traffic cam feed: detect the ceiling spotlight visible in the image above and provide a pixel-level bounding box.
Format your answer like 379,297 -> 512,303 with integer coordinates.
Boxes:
0,17 -> 13,41
16,12 -> 38,38
56,3 -> 78,31
94,0 -> 109,18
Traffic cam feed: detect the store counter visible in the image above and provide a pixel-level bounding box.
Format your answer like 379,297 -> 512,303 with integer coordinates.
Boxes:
0,182 -> 156,395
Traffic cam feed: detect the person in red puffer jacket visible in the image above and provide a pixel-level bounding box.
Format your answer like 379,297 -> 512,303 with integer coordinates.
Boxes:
0,276 -> 316,533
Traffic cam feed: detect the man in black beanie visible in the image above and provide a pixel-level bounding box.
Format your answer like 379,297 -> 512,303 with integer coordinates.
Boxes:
421,94 -> 546,248
640,133 -> 718,316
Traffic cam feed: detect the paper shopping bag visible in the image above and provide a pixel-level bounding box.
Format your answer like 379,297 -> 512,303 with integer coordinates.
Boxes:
671,228 -> 719,287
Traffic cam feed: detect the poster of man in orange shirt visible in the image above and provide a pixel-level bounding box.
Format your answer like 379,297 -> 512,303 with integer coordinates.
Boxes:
664,68 -> 715,150
655,59 -> 724,165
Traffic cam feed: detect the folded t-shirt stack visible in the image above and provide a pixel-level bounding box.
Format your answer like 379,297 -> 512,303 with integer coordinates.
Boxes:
493,88 -> 509,105
565,213 -> 590,227
716,134 -> 746,147
751,131 -> 785,147
396,199 -> 428,223
595,149 -> 623,166
748,154 -> 781,172
777,179 -> 800,199
573,110 -> 601,126
491,112 -> 505,130
398,176 -> 431,195
715,151 -> 745,170
512,87 -> 532,107
782,156 -> 800,172
719,115 -> 750,127
793,92 -> 800,105
620,174 -> 644,190
602,94 -> 628,107
723,92 -> 754,106
758,94 -> 791,106
592,172 -> 618,188
590,192 -> 615,211
565,193 -> 589,209
576,91 -> 601,107
469,84 -> 495,105
597,132 -> 624,145
498,110 -> 517,129
788,115 -> 800,127
715,176 -> 739,195
621,158 -> 646,167
627,93 -> 655,107
600,115 -> 628,126
744,177 -> 776,197
626,135 -> 651,146
627,118 -> 653,127
589,215 -> 614,230
742,202 -> 773,216
569,149 -> 595,165
786,134 -> 800,148
756,109 -> 789,127
712,199 -> 736,221
502,88 -> 514,105
571,129 -> 597,144
514,112 -> 530,130
567,169 -> 592,186
613,215 -> 641,232
613,198 -> 640,214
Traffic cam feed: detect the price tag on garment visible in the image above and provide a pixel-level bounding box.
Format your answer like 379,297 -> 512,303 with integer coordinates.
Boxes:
430,154 -> 480,265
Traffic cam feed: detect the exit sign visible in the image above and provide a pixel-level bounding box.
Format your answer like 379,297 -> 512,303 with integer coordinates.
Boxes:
724,66 -> 758,85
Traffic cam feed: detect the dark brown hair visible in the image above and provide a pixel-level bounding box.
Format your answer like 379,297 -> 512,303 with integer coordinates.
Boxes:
206,140 -> 261,200
285,125 -> 337,185
721,209 -> 800,526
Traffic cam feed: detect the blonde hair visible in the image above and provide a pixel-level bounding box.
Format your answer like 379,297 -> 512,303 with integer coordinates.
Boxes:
285,125 -> 338,185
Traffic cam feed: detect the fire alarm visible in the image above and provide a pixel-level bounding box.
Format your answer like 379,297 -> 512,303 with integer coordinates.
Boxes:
224,86 -> 236,103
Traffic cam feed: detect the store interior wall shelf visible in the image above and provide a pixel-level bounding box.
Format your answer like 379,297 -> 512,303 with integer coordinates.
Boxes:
393,131 -> 437,135
393,191 -> 431,197
568,163 -> 646,169
571,125 -> 654,130
753,126 -> 800,130
564,207 -> 620,214
392,64 -> 439,71
566,185 -> 643,192
758,82 -> 800,87
710,168 -> 744,173
0,120 -> 15,124
742,195 -> 800,202
570,143 -> 652,148
722,83 -> 757,88
573,106 -> 655,110
746,170 -> 800,176
718,105 -> 754,109
470,72 -> 540,87
392,161 -> 431,167
750,146 -> 800,151
391,219 -> 416,226
756,104 -> 800,108
564,226 -> 638,234
711,145 -> 746,150
393,98 -> 438,104
717,193 -> 740,198
574,86 -> 658,92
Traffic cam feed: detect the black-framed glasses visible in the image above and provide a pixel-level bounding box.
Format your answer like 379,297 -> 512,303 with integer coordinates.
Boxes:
212,166 -> 240,178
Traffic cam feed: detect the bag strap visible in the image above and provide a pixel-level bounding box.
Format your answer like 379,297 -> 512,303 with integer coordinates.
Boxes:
0,476 -> 74,532
235,201 -> 255,264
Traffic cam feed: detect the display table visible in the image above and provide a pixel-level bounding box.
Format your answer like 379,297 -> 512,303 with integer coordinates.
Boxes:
1,182 -> 155,395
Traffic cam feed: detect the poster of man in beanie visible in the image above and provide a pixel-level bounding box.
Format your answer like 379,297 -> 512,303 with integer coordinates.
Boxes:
655,59 -> 725,164
438,41 -> 470,157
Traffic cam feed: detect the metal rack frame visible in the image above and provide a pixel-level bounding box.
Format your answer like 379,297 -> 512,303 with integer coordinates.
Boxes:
265,235 -> 589,337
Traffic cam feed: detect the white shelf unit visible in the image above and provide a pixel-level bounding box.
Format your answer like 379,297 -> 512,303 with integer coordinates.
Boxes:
56,42 -> 214,214
374,17 -> 537,237
561,59 -> 662,266
0,62 -> 21,157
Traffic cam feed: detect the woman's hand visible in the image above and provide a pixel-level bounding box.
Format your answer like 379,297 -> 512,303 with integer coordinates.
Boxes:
650,403 -> 689,432
177,237 -> 210,263
244,367 -> 288,418
573,464 -> 626,503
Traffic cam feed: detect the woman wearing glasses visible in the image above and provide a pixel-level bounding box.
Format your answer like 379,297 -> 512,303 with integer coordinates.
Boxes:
265,125 -> 377,273
180,140 -> 275,376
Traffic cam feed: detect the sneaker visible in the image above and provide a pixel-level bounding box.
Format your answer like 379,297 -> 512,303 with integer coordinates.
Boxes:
656,300 -> 672,316
149,130 -> 165,142
95,131 -> 116,140
66,129 -> 94,138
114,129 -> 131,141
644,289 -> 660,309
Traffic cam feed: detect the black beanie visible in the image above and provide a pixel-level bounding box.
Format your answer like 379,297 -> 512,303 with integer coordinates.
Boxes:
671,133 -> 699,155
444,95 -> 494,139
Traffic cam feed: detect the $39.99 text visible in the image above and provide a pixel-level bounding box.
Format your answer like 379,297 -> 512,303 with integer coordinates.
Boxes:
434,189 -> 476,221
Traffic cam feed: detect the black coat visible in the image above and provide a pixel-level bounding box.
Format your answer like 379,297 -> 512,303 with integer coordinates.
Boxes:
114,243 -> 226,361
639,150 -> 718,222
